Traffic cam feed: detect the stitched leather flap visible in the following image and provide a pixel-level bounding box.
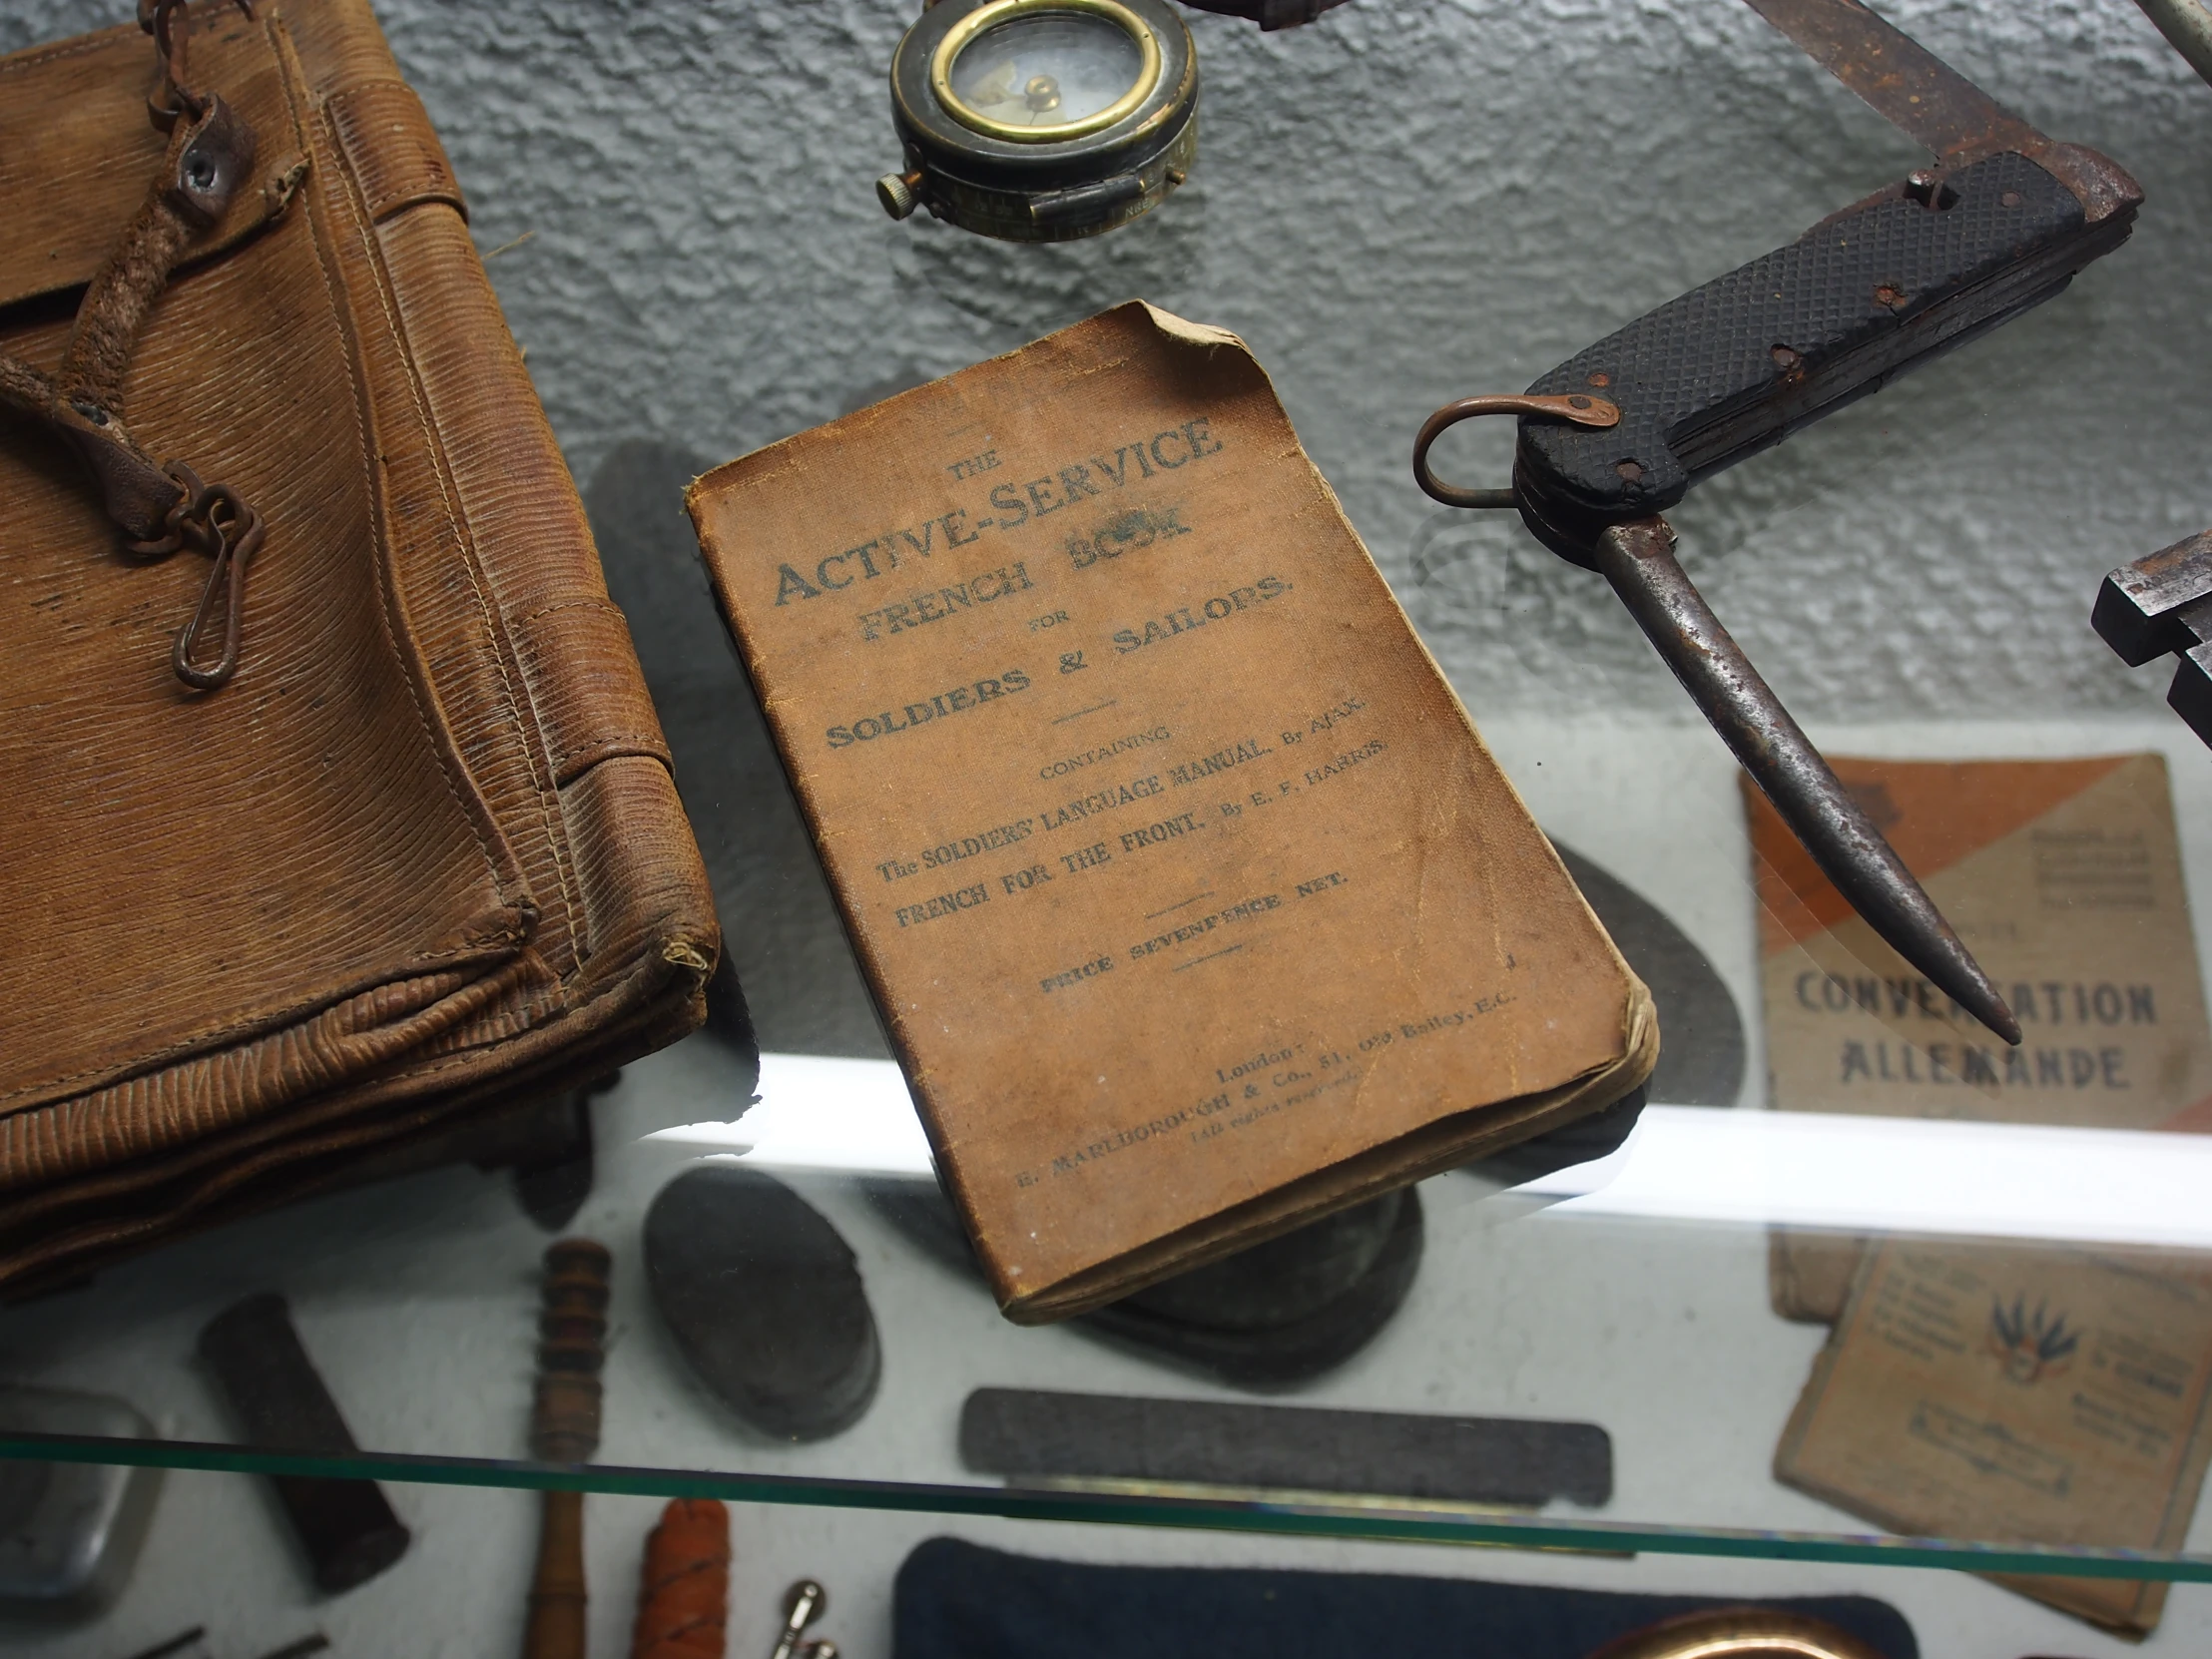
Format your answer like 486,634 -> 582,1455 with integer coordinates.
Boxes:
326,78 -> 466,224
0,0 -> 711,1301
0,7 -> 298,314
516,599 -> 675,785
0,112 -> 529,1124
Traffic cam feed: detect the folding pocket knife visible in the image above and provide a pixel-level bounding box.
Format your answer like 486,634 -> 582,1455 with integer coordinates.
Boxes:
1417,0 -> 2143,1045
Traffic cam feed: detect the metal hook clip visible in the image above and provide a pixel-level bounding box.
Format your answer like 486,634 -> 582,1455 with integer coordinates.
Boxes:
127,462 -> 263,692
141,0 -> 256,130
172,484 -> 259,691
1412,392 -> 1619,510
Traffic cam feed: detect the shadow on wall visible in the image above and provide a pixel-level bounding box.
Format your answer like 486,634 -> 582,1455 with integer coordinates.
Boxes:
585,438 -> 890,1059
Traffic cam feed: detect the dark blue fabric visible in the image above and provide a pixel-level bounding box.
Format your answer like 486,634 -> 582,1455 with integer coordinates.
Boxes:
893,1537 -> 1919,1659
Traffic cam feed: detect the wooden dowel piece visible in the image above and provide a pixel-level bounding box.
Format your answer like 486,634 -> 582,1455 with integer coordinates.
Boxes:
522,1238 -> 610,1659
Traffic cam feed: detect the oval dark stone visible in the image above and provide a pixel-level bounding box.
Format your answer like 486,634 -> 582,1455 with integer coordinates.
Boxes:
644,1166 -> 880,1441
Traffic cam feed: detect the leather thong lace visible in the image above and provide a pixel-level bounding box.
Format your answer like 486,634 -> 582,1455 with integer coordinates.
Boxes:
0,0 -> 267,689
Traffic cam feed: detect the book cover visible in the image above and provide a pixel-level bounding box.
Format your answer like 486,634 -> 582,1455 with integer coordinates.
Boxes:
1747,754 -> 2212,1321
688,302 -> 1655,1322
1775,1237 -> 2212,1634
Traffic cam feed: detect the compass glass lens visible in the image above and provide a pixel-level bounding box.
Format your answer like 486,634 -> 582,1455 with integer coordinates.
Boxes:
947,11 -> 1145,131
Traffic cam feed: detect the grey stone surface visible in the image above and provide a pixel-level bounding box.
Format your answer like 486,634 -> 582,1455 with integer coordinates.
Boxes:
9,0 -> 2207,724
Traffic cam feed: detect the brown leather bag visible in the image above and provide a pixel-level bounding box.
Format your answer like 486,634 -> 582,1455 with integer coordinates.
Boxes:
0,0 -> 718,1295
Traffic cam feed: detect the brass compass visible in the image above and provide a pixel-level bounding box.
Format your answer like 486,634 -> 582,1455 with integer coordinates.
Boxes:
877,0 -> 1199,242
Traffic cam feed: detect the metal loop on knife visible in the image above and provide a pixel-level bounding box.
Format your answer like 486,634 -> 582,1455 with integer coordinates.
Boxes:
1413,392 -> 1619,510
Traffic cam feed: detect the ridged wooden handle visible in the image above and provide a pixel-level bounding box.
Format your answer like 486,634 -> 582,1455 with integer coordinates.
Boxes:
522,1239 -> 610,1659
532,1237 -> 612,1462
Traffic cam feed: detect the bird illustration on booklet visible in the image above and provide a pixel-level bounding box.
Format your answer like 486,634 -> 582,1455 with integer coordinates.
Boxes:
1774,1238 -> 2212,1637
687,303 -> 1657,1322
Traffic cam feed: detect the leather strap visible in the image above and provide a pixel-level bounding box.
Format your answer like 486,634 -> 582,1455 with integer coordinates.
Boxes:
0,353 -> 177,540
63,93 -> 257,415
514,599 -> 675,786
0,0 -> 266,689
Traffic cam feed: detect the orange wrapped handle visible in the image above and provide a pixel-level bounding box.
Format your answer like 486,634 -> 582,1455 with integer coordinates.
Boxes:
629,1498 -> 730,1659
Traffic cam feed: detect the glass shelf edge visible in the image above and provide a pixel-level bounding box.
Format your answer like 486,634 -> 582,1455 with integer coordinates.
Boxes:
1,1431 -> 2205,1584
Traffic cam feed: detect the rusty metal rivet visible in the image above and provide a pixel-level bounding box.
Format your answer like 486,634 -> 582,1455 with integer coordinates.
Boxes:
1587,371 -> 1611,387
1615,459 -> 1643,482
1874,283 -> 1905,310
2001,190 -> 2022,207
1903,169 -> 1956,211
1770,344 -> 1802,370
1568,395 -> 1592,409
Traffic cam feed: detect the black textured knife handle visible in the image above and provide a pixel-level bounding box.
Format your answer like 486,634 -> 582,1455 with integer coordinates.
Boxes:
1512,150 -> 2136,562
197,1293 -> 412,1594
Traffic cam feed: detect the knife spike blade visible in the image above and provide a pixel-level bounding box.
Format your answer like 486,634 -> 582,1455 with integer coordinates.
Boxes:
1741,0 -> 2045,164
1592,518 -> 2020,1046
1745,0 -> 2144,222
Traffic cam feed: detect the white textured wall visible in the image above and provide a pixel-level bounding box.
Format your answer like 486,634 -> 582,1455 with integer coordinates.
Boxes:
9,0 -> 2210,721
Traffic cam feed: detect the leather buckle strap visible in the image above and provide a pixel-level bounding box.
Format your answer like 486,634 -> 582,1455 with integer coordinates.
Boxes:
0,0 -> 267,691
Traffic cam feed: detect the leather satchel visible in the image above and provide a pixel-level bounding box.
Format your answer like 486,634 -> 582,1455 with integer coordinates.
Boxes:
0,0 -> 718,1295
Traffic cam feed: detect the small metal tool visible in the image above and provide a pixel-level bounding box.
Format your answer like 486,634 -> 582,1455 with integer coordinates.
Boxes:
770,1580 -> 829,1659
2135,0 -> 2212,86
1416,0 -> 2150,1046
2093,527 -> 2212,747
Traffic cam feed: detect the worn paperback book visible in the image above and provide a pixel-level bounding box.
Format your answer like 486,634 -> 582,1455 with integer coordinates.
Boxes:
1749,754 -> 2212,1322
689,302 -> 1656,1321
1775,1237 -> 2212,1634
